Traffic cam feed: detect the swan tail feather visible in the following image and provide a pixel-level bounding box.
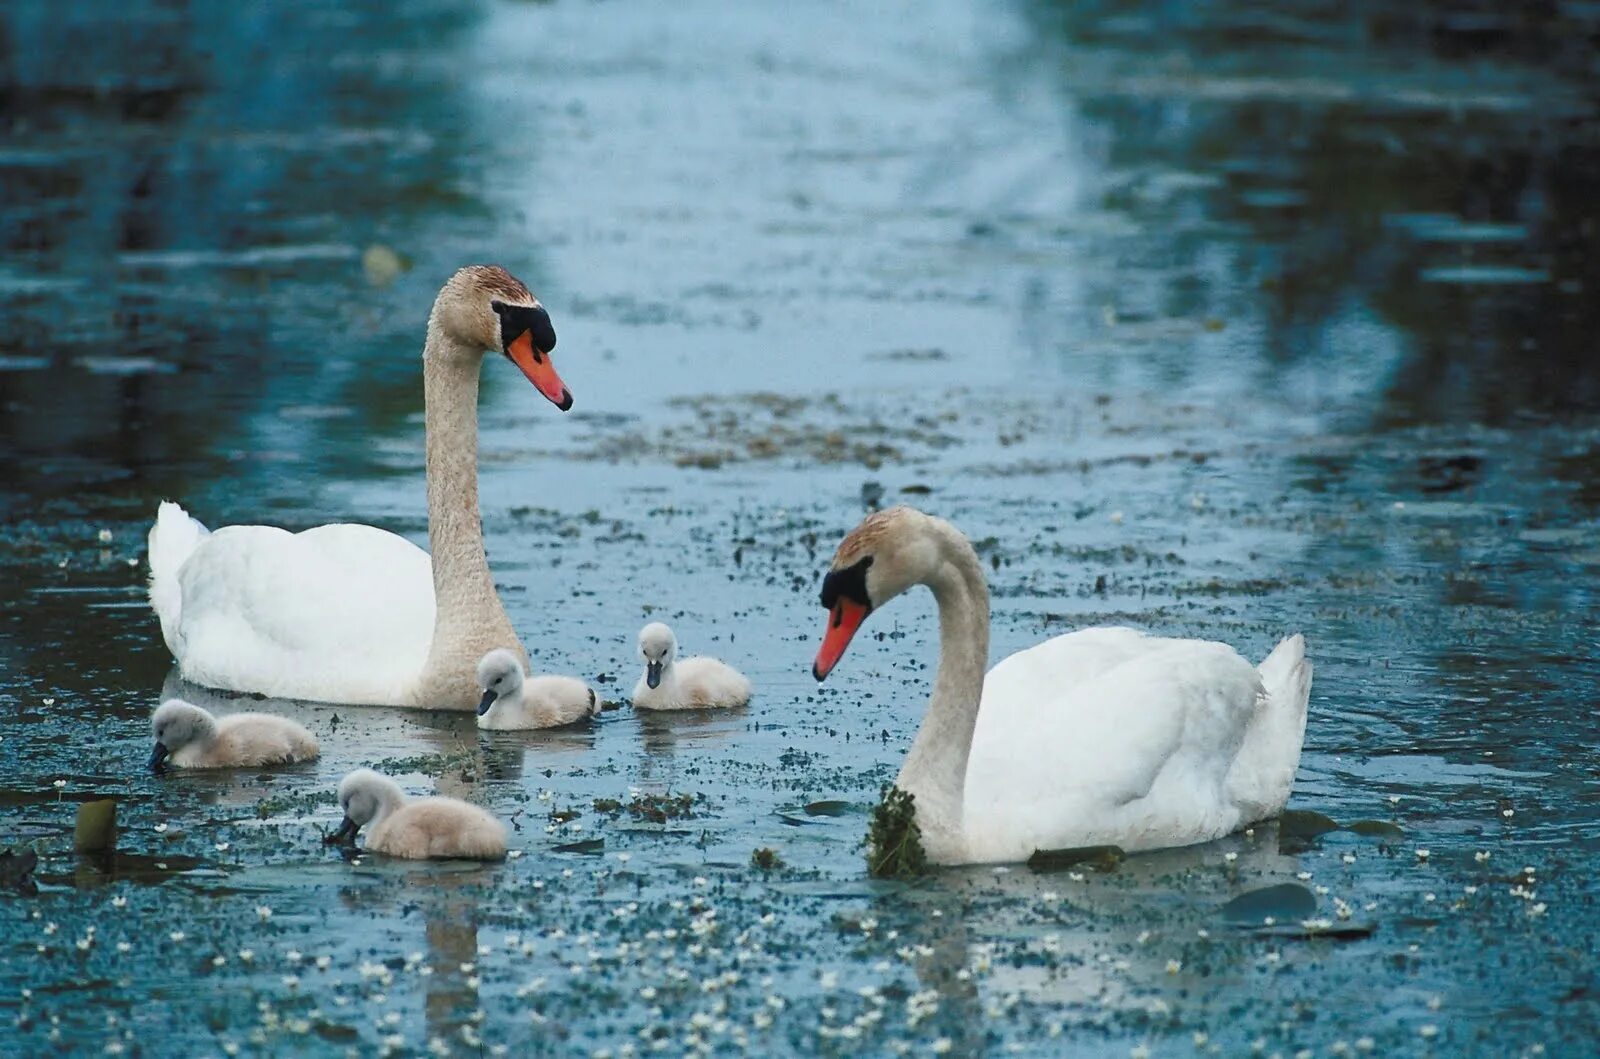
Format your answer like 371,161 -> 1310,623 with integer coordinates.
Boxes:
1232,634 -> 1313,823
147,501 -> 210,654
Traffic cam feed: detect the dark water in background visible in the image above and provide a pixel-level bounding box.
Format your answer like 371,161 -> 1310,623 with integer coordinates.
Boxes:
2,0 -> 1598,1055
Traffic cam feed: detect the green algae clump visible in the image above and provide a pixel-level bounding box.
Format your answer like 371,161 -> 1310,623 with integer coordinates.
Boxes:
866,786 -> 927,879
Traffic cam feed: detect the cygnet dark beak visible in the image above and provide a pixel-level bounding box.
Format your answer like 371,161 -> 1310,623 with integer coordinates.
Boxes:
323,816 -> 360,846
148,742 -> 169,775
646,661 -> 663,689
477,689 -> 498,717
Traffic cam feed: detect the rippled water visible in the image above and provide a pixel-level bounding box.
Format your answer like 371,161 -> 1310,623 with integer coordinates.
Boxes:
2,0 -> 1598,1055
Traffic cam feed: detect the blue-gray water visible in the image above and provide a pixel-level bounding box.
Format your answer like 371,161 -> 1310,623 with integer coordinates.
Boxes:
2,0 -> 1598,1055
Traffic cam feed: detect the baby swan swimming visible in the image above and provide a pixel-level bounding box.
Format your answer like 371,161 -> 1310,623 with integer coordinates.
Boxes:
475,648 -> 598,730
148,699 -> 318,774
325,769 -> 506,861
632,622 -> 751,710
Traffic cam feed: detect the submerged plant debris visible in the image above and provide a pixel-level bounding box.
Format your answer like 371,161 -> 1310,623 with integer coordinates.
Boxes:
3,0 -> 1600,1055
865,786 -> 927,879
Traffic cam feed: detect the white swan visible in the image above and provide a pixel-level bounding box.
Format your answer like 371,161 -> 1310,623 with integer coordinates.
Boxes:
811,506 -> 1312,866
146,265 -> 573,710
149,699 -> 319,773
327,769 -> 506,861
475,648 -> 597,730
631,622 -> 752,710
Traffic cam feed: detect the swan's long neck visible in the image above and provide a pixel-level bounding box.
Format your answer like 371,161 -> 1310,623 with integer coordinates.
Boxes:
415,324 -> 521,707
896,523 -> 989,860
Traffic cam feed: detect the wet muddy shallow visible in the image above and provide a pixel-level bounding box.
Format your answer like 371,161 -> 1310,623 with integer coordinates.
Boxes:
3,0 -> 1599,1055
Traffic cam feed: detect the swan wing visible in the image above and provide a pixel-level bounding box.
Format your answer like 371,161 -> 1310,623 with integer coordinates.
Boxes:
171,522 -> 435,705
964,632 -> 1268,860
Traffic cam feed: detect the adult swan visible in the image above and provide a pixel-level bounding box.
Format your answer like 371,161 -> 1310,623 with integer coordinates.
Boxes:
812,506 -> 1312,866
147,265 -> 571,710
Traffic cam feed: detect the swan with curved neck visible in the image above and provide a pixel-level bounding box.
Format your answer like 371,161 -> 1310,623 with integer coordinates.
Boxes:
813,506 -> 1312,866
147,265 -> 572,710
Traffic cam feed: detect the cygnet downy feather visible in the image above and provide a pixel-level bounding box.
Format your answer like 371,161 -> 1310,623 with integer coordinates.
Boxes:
632,622 -> 751,710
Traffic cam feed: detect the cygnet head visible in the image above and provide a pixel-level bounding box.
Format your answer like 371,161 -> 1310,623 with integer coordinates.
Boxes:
326,768 -> 403,846
476,648 -> 528,717
431,265 -> 572,411
637,622 -> 678,689
148,699 -> 215,774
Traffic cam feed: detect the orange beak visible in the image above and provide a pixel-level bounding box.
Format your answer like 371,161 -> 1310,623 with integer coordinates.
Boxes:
813,599 -> 870,681
506,330 -> 572,411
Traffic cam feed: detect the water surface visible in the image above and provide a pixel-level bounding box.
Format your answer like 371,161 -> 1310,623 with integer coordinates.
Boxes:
2,0 -> 1598,1055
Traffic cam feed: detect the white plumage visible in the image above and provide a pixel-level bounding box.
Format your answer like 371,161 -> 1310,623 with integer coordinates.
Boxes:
631,622 -> 751,710
330,769 -> 507,861
475,648 -> 598,730
148,699 -> 319,773
149,507 -> 436,705
813,507 -> 1312,866
145,265 -> 574,710
963,628 -> 1311,862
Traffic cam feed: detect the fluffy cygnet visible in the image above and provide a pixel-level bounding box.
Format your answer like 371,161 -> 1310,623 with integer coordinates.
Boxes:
632,622 -> 752,710
475,648 -> 598,730
325,769 -> 506,861
148,699 -> 319,774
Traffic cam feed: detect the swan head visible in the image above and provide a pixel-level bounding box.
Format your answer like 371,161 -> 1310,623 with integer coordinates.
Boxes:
476,648 -> 528,717
327,768 -> 403,845
813,506 -> 946,681
148,699 -> 216,774
637,622 -> 678,689
433,264 -> 572,411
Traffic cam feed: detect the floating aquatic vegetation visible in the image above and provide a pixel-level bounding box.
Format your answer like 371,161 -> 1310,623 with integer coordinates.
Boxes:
72,799 -> 117,854
1221,883 -> 1378,941
1026,845 -> 1125,873
592,792 -> 700,824
1222,883 -> 1317,925
1278,810 -> 1404,853
750,847 -> 784,870
865,786 -> 926,879
0,849 -> 38,896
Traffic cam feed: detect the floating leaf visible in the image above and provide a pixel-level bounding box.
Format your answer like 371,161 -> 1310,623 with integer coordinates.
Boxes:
1277,809 -> 1344,851
553,838 -> 604,855
73,799 -> 117,854
1222,883 -> 1317,925
1346,820 -> 1405,840
1027,845 -> 1125,873
1278,810 -> 1341,837
803,800 -> 852,817
1253,920 -> 1378,940
0,849 -> 38,896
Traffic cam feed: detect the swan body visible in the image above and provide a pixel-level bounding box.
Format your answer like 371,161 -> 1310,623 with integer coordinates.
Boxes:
147,265 -> 574,710
632,622 -> 751,710
329,769 -> 506,861
148,699 -> 319,773
813,507 -> 1312,866
475,648 -> 598,730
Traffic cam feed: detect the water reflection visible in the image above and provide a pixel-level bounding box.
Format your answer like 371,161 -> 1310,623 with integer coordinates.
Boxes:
1014,0 -> 1600,424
